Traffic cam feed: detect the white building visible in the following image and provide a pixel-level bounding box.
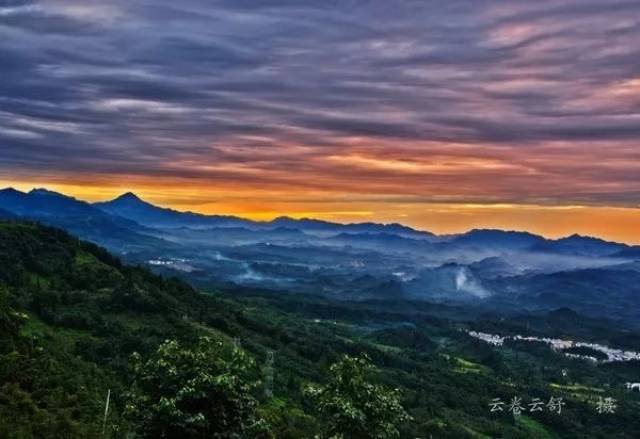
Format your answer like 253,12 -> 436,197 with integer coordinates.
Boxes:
626,382 -> 640,392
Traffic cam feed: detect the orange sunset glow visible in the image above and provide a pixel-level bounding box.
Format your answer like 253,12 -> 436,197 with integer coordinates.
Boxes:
1,1 -> 639,243
2,178 -> 639,244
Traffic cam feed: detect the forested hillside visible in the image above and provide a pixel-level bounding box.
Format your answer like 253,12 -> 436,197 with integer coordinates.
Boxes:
0,221 -> 410,438
0,221 -> 639,438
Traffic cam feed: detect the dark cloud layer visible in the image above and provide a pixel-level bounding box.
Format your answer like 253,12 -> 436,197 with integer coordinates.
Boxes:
1,0 -> 640,206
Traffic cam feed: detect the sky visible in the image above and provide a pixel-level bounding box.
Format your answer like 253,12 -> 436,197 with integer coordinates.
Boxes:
1,0 -> 640,243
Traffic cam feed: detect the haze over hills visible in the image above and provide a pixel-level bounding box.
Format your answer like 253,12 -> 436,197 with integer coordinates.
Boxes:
1,187 -> 639,325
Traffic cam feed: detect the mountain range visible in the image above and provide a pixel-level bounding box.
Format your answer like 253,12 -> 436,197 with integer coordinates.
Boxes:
0,188 -> 167,251
1,187 -> 639,325
1,187 -> 631,253
94,191 -> 436,239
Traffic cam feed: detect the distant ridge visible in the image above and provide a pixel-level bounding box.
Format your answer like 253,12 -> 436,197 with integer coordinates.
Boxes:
29,187 -> 72,198
531,234 -> 628,256
0,188 -> 168,251
94,192 -> 254,229
451,228 -> 546,250
94,192 -> 435,238
0,187 -> 634,248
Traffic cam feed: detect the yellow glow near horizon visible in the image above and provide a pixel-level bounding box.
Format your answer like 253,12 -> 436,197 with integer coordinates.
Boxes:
2,179 -> 639,244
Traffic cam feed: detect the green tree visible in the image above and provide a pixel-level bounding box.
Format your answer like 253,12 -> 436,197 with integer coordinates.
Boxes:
305,355 -> 411,439
124,336 -> 270,438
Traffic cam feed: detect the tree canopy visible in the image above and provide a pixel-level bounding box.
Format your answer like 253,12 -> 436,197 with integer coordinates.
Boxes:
305,355 -> 411,439
124,337 -> 270,438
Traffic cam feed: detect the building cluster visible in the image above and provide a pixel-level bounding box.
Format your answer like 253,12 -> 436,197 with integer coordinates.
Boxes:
625,383 -> 640,392
467,331 -> 505,346
148,257 -> 188,266
467,331 -> 640,364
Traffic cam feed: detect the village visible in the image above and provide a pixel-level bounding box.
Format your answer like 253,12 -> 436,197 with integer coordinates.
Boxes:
467,330 -> 640,364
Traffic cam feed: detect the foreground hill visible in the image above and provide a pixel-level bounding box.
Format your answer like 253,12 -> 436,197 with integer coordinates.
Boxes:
0,221 -> 212,437
1,220 -> 639,438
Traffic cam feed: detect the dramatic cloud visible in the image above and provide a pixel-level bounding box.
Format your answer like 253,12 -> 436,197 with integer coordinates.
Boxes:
1,0 -> 640,214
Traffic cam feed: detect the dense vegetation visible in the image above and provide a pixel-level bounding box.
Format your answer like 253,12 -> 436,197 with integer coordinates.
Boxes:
0,221 -> 639,437
123,337 -> 270,438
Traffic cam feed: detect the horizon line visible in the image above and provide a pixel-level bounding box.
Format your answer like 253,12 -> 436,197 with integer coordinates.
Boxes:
1,185 -> 636,246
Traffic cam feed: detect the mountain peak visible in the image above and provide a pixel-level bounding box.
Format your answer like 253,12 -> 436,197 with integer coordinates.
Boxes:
29,188 -> 67,197
0,187 -> 25,195
561,233 -> 604,243
113,192 -> 144,203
